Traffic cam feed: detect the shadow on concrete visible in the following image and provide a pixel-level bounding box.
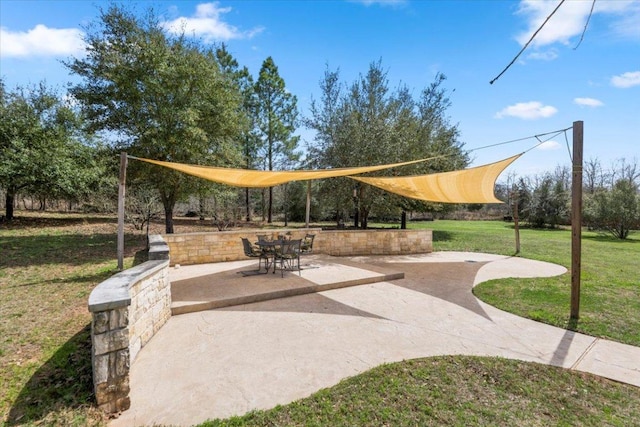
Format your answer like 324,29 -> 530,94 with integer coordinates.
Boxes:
550,328 -> 578,367
549,318 -> 583,367
381,262 -> 493,321
217,292 -> 389,320
171,265 -> 319,303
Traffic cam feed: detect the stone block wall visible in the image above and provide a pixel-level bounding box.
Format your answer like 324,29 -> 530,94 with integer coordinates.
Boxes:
90,306 -> 131,413
163,228 -> 432,266
128,261 -> 171,361
318,229 -> 432,256
163,228 -> 322,266
88,236 -> 171,414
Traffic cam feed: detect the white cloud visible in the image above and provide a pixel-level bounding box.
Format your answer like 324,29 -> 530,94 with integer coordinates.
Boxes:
537,140 -> 561,151
161,2 -> 263,41
526,48 -> 558,61
516,0 -> 594,48
595,0 -> 640,40
515,0 -> 640,51
574,97 -> 604,107
611,71 -> 640,88
495,101 -> 558,120
0,24 -> 85,58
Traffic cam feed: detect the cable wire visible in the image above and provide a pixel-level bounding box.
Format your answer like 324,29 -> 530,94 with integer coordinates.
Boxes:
490,0 -> 566,85
467,126 -> 572,153
574,0 -> 596,50
563,128 -> 573,162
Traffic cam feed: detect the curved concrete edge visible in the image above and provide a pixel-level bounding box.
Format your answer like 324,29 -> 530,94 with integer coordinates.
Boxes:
473,256 -> 568,287
350,251 -> 507,264
349,251 -> 569,287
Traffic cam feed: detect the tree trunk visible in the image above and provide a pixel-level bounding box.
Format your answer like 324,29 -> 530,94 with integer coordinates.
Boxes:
5,188 -> 15,220
146,207 -> 151,249
283,184 -> 288,227
245,188 -> 251,222
401,210 -> 407,229
361,207 -> 368,229
199,195 -> 205,221
159,188 -> 177,234
268,186 -> 273,223
164,204 -> 174,234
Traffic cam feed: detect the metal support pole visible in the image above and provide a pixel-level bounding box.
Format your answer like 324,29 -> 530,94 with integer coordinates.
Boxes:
353,184 -> 359,229
305,181 -> 311,228
570,121 -> 584,320
117,152 -> 127,271
513,191 -> 520,255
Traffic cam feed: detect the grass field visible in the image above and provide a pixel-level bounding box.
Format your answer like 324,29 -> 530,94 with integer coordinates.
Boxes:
1,212 -> 638,426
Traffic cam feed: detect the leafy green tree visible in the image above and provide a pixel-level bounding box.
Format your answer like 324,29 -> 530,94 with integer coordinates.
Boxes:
0,81 -> 103,220
215,44 -> 261,222
522,174 -> 569,228
254,56 -> 300,223
392,73 -> 467,223
306,62 -> 466,228
306,66 -> 343,169
585,179 -> 640,239
66,5 -> 245,233
513,177 -> 531,221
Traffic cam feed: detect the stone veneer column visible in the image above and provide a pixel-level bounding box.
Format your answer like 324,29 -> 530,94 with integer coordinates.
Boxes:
91,305 -> 131,412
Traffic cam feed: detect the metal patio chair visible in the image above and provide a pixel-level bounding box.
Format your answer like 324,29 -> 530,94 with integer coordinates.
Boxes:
301,234 -> 315,254
274,239 -> 301,277
241,237 -> 269,273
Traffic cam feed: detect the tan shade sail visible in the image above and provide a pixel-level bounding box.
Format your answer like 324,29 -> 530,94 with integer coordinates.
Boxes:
131,156 -> 435,188
349,154 -> 522,204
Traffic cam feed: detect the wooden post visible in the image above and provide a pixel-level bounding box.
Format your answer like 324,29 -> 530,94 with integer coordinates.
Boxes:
513,192 -> 520,255
305,181 -> 311,228
117,152 -> 127,271
571,121 -> 584,319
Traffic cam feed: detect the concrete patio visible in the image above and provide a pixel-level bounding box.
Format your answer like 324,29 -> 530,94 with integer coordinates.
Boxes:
110,251 -> 640,427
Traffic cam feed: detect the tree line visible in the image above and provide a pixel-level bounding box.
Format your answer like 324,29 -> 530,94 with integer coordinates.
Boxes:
1,4 -> 638,239
495,158 -> 640,239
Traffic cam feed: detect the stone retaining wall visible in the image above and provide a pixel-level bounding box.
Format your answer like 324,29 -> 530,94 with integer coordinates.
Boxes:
88,237 -> 171,414
317,229 -> 432,256
163,228 -> 323,266
163,228 -> 432,265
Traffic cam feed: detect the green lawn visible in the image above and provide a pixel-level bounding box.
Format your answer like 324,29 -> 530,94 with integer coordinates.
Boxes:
202,356 -> 640,427
0,213 -> 146,426
2,214 -> 639,426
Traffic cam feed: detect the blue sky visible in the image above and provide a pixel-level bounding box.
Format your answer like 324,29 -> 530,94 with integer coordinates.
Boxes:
1,0 -> 639,178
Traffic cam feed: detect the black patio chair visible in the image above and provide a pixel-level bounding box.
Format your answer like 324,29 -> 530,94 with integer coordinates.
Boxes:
274,239 -> 301,277
241,238 -> 269,273
301,234 -> 315,254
